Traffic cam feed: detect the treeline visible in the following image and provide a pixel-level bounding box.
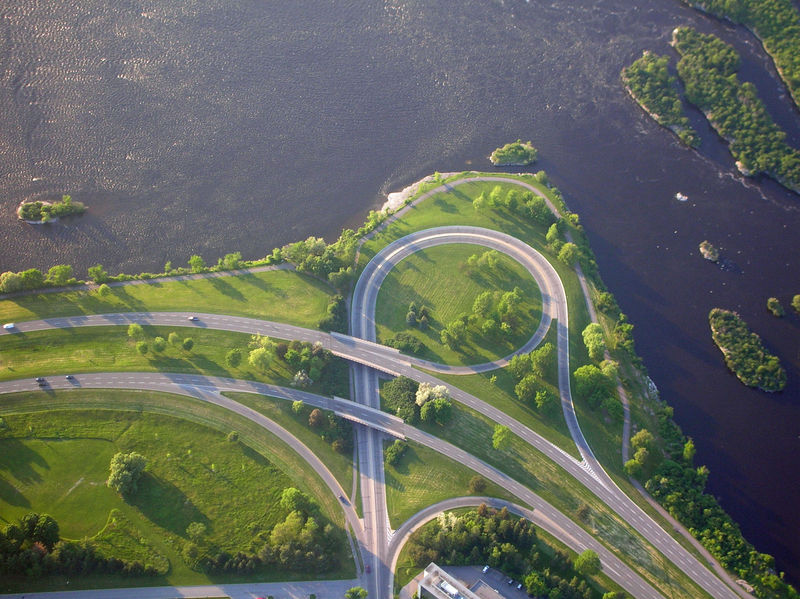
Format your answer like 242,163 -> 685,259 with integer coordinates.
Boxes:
0,513 -> 161,579
708,308 -> 786,391
18,195 -> 86,223
181,487 -> 344,574
673,27 -> 800,193
621,51 -> 700,147
682,0 -> 800,107
404,505 -> 621,599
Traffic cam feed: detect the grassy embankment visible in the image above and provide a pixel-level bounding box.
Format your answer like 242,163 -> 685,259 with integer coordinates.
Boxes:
366,174 -> 709,598
374,243 -> 542,366
0,391 -> 354,591
383,440 -> 515,528
0,269 -> 332,327
0,325 -> 348,399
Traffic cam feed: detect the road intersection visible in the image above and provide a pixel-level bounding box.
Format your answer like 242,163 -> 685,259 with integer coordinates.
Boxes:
0,179 -> 747,598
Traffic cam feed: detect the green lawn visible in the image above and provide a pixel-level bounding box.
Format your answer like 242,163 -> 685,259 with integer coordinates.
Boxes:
430,325 -> 579,458
0,325 -> 348,397
0,269 -> 333,328
383,440 -> 516,529
224,391 -> 354,491
415,402 -> 706,599
0,390 -> 354,591
375,244 -> 542,366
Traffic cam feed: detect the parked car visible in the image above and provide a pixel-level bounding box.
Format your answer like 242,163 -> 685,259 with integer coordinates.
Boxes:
482,565 -> 489,573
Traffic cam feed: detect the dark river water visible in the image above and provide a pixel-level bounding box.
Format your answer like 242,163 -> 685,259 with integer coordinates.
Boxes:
1,0 -> 799,585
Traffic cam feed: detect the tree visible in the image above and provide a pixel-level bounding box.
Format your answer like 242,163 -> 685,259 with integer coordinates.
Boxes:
188,254 -> 205,272
248,346 -> 271,371
182,337 -> 194,351
420,397 -> 452,425
525,571 -> 547,596
136,341 -> 148,355
344,587 -> 368,599
280,487 -> 312,515
473,192 -> 487,211
415,382 -> 449,407
0,271 -> 23,293
225,348 -> 243,368
218,251 -> 242,270
492,425 -> 511,451
384,440 -> 408,466
534,389 -> 557,412
472,290 -> 493,317
88,263 -> 109,283
19,268 -> 44,289
574,549 -> 602,575
573,364 -> 613,408
514,374 -> 538,404
683,438 -> 696,464
308,408 -> 325,428
96,283 -> 111,297
529,342 -> 554,378
152,336 -> 166,352
558,242 -> 579,265
20,513 -> 60,550
46,264 -> 74,286
793,294 -> 800,313
292,369 -> 311,388
127,323 -> 144,339
630,429 -> 654,451
292,400 -> 305,414
186,522 -> 207,542
107,452 -> 147,497
468,475 -> 487,494
168,331 -> 181,346
383,376 -> 419,423
582,323 -> 606,361
767,297 -> 785,317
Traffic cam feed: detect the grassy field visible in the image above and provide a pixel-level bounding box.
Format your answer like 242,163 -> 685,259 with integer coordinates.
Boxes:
0,390 -> 354,591
375,244 -> 542,366
224,391 -> 354,491
0,269 -> 332,328
414,401 -> 706,599
0,325 -> 349,398
383,440 -> 516,529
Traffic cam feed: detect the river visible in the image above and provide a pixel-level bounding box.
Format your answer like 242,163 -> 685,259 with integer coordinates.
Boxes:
1,0 -> 798,585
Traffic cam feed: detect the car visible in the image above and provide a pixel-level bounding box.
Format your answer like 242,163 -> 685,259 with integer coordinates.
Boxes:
507,578 -> 514,585
3,323 -> 15,330
482,565 -> 489,573
65,374 -> 73,380
35,377 -> 44,382
517,583 -> 523,590
187,316 -> 198,321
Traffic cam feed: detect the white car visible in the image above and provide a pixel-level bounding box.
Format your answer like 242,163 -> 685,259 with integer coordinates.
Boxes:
3,323 -> 15,330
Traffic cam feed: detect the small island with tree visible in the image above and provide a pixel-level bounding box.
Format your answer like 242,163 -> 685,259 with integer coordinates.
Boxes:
17,194 -> 86,224
621,51 -> 700,148
489,140 -> 539,166
699,240 -> 719,262
709,308 -> 786,391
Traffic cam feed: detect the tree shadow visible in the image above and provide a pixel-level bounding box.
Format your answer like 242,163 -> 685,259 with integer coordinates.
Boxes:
0,476 -> 31,508
129,472 -> 208,538
207,277 -> 245,303
0,438 -> 47,485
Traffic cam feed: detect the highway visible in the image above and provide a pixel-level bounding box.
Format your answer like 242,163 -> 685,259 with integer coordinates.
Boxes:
0,373 -> 664,599
0,178 -> 747,598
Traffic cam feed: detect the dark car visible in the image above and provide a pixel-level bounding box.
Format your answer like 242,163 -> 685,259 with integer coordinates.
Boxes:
35,377 -> 44,382
187,316 -> 199,321
65,374 -> 74,380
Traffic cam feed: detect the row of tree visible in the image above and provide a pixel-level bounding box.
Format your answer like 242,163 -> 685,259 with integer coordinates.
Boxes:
681,0 -> 800,108
0,513 -> 159,579
404,505 -> 617,599
181,487 -> 344,574
621,51 -> 700,147
708,308 -> 786,391
381,377 -> 453,426
674,27 -> 800,192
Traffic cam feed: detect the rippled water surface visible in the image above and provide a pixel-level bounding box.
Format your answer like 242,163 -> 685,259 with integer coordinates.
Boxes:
1,0 -> 799,584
